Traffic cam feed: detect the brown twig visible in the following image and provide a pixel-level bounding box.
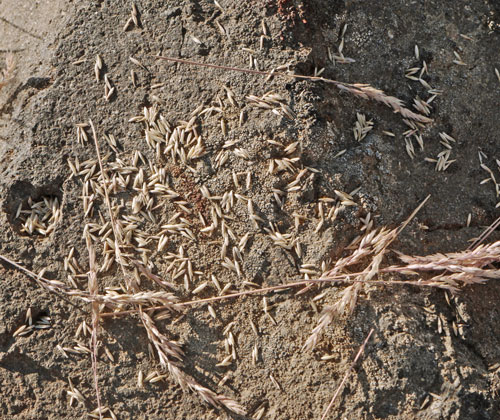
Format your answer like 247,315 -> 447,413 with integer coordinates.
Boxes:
154,55 -> 432,123
320,328 -> 374,420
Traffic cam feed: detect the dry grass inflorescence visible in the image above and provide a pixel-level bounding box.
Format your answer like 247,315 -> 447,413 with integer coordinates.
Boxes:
1,4 -> 499,419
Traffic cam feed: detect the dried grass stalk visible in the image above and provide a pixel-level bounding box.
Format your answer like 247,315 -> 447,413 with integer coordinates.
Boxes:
305,236 -> 500,350
141,310 -> 245,414
335,83 -> 433,123
140,311 -> 184,362
155,55 -> 432,123
390,240 -> 500,290
321,328 -> 374,420
0,253 -> 183,313
85,233 -> 103,419
304,197 -> 430,350
166,361 -> 247,415
97,291 -> 183,309
303,227 -> 396,351
88,121 -> 246,415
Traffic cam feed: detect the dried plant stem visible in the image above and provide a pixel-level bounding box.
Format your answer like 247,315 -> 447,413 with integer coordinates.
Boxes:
141,309 -> 245,414
320,328 -> 374,420
3,241 -> 497,317
303,195 -> 430,350
89,120 -> 129,284
154,55 -> 432,123
85,234 -> 103,420
0,254 -> 86,313
89,121 -> 245,415
468,215 -> 500,250
0,254 -> 181,309
91,122 -> 173,410
98,272 -> 461,318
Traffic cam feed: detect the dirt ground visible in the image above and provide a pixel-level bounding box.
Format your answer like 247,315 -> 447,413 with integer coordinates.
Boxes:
1,0 -> 500,419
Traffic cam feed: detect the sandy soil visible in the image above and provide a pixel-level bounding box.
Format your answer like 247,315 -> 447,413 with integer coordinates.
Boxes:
1,1 -> 499,419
